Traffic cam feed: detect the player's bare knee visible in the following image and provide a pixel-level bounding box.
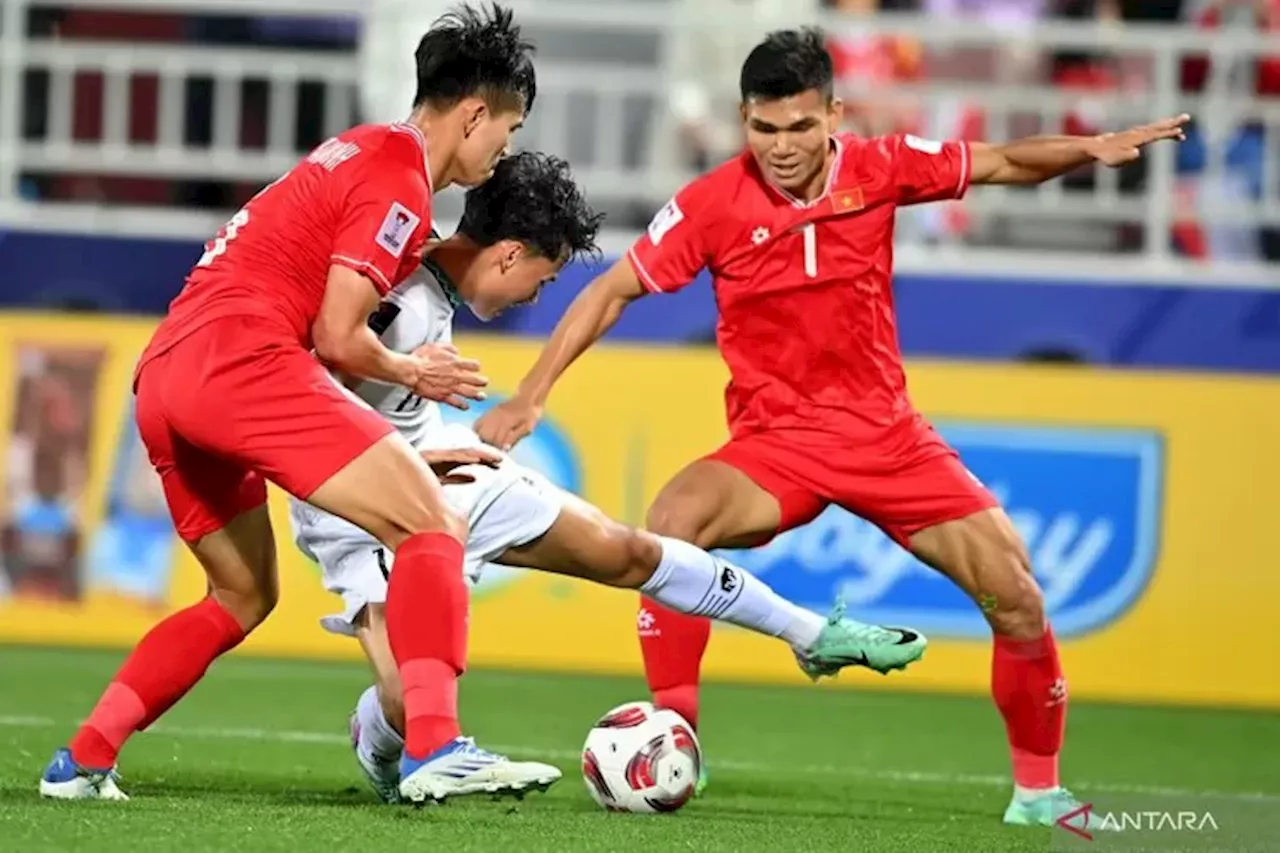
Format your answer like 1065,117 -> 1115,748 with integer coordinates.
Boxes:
379,504 -> 468,550
982,549 -> 1045,640
211,584 -> 277,632
646,496 -> 713,548
603,526 -> 663,588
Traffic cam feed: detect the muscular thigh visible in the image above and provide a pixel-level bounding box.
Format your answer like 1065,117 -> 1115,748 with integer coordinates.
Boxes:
158,317 -> 394,502
908,506 -> 1044,638
154,319 -> 459,549
136,341 -> 266,542
497,493 -> 652,584
649,439 -> 827,550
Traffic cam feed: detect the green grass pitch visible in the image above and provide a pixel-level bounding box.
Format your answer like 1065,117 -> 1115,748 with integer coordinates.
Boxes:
1,646 -> 1276,852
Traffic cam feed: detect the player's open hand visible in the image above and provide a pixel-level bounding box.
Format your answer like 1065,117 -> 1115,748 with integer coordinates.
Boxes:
422,447 -> 503,484
409,342 -> 489,410
1086,114 -> 1189,167
474,396 -> 543,452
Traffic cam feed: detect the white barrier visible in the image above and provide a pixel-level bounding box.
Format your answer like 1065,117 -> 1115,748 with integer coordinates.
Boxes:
0,0 -> 1276,277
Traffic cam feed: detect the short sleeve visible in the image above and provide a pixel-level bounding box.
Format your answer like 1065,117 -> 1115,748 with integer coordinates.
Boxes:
891,134 -> 971,206
330,154 -> 430,295
626,180 -> 713,294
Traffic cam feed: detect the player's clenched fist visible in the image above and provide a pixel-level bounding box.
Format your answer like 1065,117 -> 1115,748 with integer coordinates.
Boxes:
409,342 -> 489,410
474,396 -> 542,451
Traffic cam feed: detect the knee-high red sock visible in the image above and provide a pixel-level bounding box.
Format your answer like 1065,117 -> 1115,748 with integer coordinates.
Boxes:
638,596 -> 711,729
992,625 -> 1067,791
385,532 -> 467,760
68,596 -> 245,768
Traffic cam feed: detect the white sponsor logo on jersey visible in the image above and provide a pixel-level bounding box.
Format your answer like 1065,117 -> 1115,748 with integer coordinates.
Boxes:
376,201 -> 420,257
904,135 -> 943,155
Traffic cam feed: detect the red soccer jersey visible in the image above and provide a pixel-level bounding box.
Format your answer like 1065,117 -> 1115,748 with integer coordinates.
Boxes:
628,132 -> 970,441
142,123 -> 434,363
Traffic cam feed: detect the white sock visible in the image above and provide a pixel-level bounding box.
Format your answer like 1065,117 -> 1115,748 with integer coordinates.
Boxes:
641,536 -> 825,650
355,685 -> 404,761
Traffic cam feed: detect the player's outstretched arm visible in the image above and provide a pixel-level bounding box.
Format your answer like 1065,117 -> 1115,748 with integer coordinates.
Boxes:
969,113 -> 1189,186
314,265 -> 488,408
474,258 -> 646,451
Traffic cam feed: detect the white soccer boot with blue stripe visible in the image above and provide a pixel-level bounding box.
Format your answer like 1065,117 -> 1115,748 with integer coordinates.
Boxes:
39,747 -> 129,800
398,737 -> 561,805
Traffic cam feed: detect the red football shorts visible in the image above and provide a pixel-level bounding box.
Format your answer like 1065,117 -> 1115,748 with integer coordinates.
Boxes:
706,416 -> 998,548
135,315 -> 395,541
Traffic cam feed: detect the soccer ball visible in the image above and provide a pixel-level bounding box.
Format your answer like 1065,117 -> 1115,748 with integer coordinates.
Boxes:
581,701 -> 702,814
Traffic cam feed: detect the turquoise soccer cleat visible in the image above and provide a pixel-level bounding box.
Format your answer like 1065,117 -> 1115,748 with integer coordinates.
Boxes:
794,601 -> 927,679
1003,787 -> 1092,828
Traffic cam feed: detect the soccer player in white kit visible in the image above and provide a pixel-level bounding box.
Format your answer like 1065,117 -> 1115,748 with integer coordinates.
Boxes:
290,152 -> 928,805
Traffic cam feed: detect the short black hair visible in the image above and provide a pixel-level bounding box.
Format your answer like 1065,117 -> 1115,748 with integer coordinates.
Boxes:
739,27 -> 833,103
413,3 -> 537,115
459,152 -> 603,261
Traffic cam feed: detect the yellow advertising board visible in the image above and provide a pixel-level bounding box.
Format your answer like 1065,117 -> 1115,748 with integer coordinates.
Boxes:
0,313 -> 1276,709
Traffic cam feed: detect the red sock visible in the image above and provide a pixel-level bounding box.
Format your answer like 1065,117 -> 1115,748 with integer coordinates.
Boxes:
385,532 -> 467,760
68,596 -> 245,768
638,596 -> 711,730
991,625 -> 1067,790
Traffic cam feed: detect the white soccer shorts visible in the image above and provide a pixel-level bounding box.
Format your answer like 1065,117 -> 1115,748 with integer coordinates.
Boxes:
289,428 -> 564,637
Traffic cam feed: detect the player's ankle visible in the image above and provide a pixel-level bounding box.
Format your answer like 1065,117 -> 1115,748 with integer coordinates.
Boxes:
1010,748 -> 1059,792
68,727 -> 118,770
403,715 -> 460,760
1013,783 -> 1061,801
653,685 -> 700,730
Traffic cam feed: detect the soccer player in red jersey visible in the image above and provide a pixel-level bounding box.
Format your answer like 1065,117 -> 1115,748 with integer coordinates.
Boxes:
39,4 -> 534,801
476,28 -> 1187,827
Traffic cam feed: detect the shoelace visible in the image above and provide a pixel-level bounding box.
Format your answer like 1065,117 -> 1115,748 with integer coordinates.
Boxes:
88,767 -> 123,789
828,600 -> 907,644
1051,787 -> 1079,805
456,737 -> 504,763
841,623 -> 905,644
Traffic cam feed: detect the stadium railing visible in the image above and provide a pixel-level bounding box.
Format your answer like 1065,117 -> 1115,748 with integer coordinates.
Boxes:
0,0 -> 1277,278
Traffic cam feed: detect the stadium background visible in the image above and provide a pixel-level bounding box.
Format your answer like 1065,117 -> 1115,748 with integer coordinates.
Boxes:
1,0 -> 1278,716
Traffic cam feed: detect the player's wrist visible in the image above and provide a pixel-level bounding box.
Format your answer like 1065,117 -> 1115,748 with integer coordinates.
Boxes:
1078,134 -> 1106,161
511,384 -> 547,411
390,352 -> 424,388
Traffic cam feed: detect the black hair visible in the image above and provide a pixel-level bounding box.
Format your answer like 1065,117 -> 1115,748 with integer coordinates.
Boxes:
413,3 -> 537,114
739,27 -> 833,103
458,152 -> 603,261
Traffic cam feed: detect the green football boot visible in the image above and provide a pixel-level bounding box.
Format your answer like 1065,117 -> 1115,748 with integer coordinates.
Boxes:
1003,787 -> 1092,829
794,601 -> 927,679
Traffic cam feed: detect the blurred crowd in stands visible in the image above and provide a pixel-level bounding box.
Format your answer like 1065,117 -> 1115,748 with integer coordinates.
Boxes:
13,1 -> 1280,261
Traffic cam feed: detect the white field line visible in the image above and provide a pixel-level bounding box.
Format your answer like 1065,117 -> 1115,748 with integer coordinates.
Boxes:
1,715 -> 1275,803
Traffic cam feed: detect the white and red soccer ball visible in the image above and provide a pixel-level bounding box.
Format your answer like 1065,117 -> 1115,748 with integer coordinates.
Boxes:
581,701 -> 703,814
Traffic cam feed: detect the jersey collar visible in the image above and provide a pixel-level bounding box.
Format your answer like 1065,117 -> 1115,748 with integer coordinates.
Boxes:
421,254 -> 463,309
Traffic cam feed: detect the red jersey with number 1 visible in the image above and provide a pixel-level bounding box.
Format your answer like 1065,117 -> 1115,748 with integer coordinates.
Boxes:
140,123 -> 434,368
627,132 -> 970,442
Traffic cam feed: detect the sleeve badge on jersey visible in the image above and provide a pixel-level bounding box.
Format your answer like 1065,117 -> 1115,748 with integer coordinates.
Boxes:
904,135 -> 943,155
376,201 -> 421,258
646,198 -> 685,246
